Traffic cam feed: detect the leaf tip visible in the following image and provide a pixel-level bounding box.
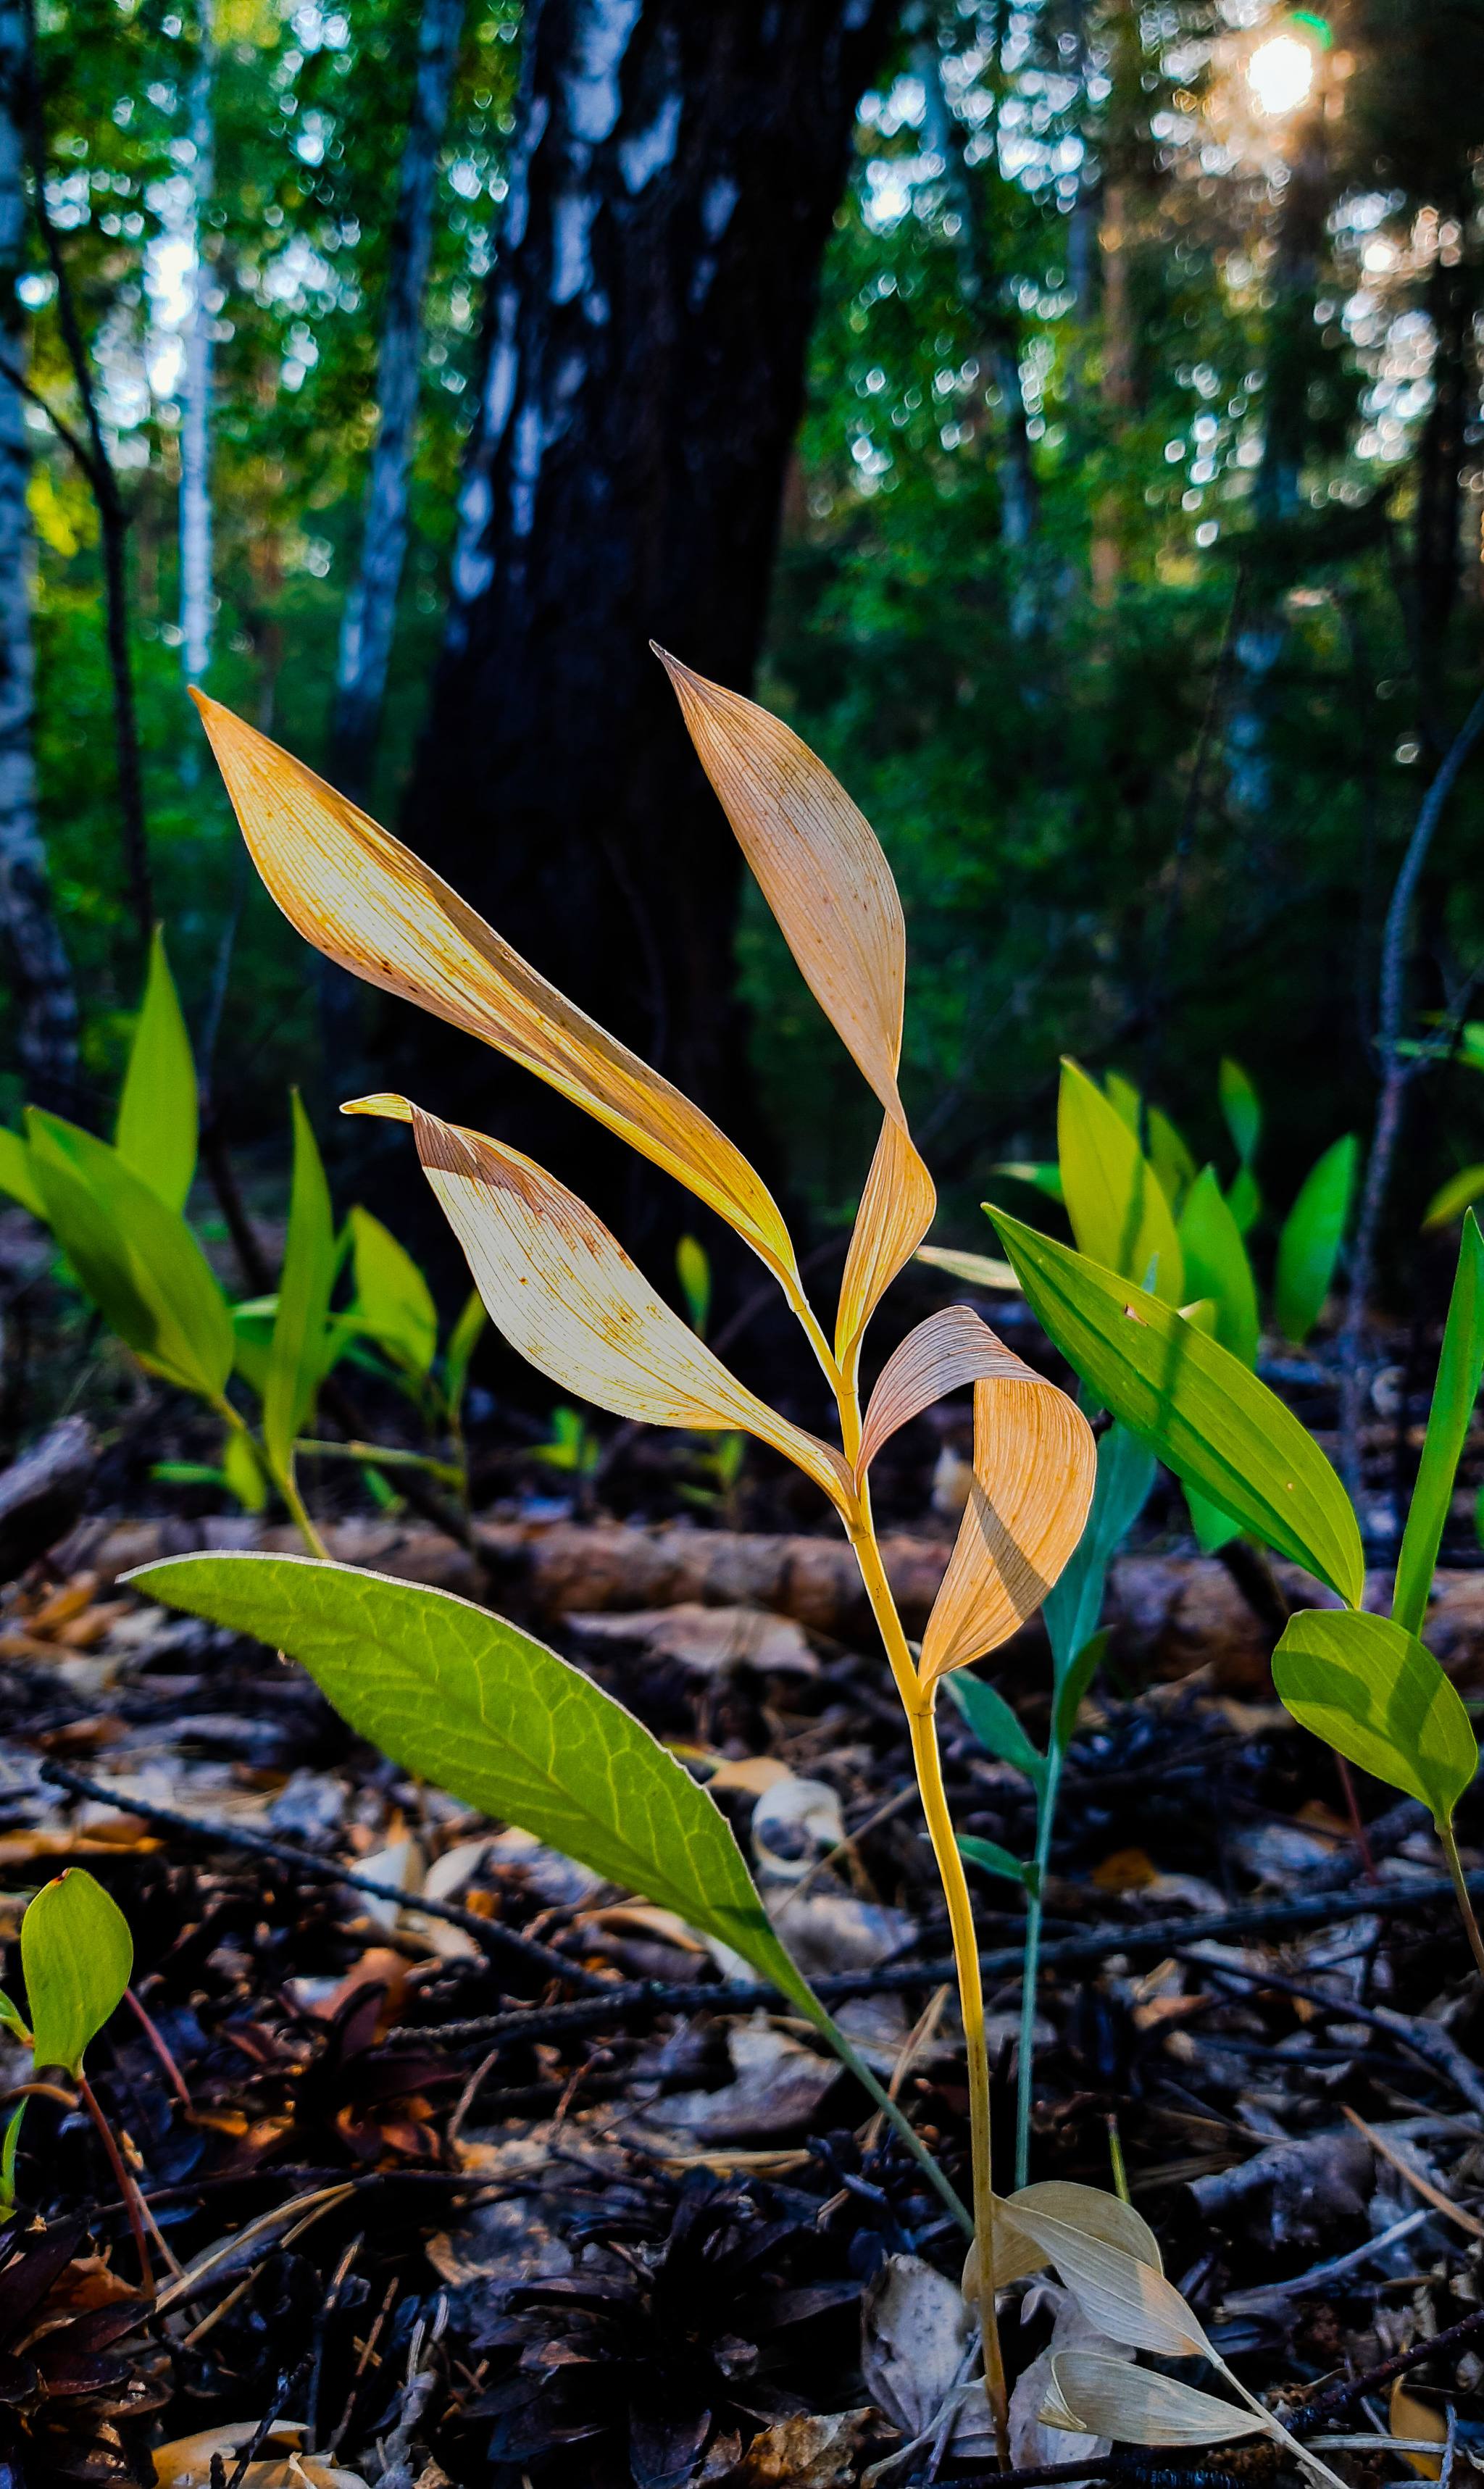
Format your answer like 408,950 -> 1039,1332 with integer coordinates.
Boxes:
341,1093 -> 414,1123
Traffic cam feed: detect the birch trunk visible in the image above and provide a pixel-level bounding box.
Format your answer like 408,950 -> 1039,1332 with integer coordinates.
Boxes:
330,0 -> 466,803
0,0 -> 76,1108
378,0 -> 896,1269
179,28 -> 214,685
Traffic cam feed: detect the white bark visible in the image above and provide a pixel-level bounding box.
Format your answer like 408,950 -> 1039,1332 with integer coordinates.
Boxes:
333,0 -> 466,797
0,0 -> 77,1104
179,31 -> 215,683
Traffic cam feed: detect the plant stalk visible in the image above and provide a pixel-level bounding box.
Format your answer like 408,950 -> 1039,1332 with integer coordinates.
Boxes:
77,2070 -> 154,2291
1016,1746 -> 1061,2190
1439,1817 -> 1484,1979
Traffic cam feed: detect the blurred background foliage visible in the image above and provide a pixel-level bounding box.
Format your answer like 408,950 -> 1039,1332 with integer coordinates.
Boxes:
12,0 -> 1484,1325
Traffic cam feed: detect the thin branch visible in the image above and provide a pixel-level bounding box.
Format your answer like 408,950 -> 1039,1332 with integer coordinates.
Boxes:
0,352 -> 94,479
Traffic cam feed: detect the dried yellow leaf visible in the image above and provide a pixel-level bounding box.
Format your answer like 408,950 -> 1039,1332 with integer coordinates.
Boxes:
855,1307 -> 1038,1487
919,1373 -> 1096,1680
1046,2355 -> 1266,2448
836,1113 -> 936,1371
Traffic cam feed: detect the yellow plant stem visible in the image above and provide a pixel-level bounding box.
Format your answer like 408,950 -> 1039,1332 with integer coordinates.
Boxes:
848,1514 -> 1009,2467
1439,1818 -> 1484,1980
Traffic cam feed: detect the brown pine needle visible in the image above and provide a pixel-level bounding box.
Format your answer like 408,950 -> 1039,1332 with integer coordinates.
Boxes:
1342,2105 -> 1484,2240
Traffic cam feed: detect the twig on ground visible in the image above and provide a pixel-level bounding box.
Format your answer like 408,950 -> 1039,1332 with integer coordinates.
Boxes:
1291,2304 -> 1484,2432
224,2356 -> 314,2489
38,1759 -> 606,1994
1342,2104 -> 1484,2237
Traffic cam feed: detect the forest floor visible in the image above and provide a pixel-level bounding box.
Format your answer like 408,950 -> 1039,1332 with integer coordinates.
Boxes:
0,1471 -> 1481,2489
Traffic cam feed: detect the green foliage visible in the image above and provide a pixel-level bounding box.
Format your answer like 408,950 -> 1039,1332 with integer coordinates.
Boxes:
1057,1059 -> 1184,1304
1394,1212 -> 1484,1637
442,1289 -> 488,1427
349,1205 -> 439,1380
21,1869 -> 133,2078
1043,1426 -> 1157,1674
1424,1166 -> 1484,1234
114,928 -> 198,1216
988,1206 -> 1364,1605
533,1407 -> 601,1478
1274,1135 -> 1359,1347
957,1833 -> 1036,1894
947,1669 -> 1046,1796
1272,1607 -> 1477,1826
1177,1167 -> 1259,1369
676,1233 -> 712,1336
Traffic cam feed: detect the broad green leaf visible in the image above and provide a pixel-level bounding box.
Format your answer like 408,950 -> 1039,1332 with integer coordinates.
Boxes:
676,1234 -> 711,1335
1178,1167 -> 1259,1369
1042,1422 -> 1156,1679
1225,1164 -> 1262,1238
991,1161 -> 1065,1205
263,1096 -> 336,1479
443,1288 -> 486,1420
1423,1165 -> 1484,1234
958,1834 -> 1034,1890
1219,1056 -> 1262,1168
1053,1630 -> 1109,1752
128,1554 -> 824,2019
1057,1059 -> 1183,1305
1393,1212 -> 1484,1637
988,1209 -> 1364,1606
115,928 -> 198,1215
27,1112 -> 232,1400
1149,1110 -> 1197,1219
231,1300 -> 275,1398
1105,1071 -> 1141,1133
349,1205 -> 438,1377
0,1130 -> 43,1222
22,1869 -> 133,2077
1185,1485 -> 1242,1555
1275,1135 -> 1358,1346
947,1671 -> 1046,1795
1272,1606 -> 1477,1825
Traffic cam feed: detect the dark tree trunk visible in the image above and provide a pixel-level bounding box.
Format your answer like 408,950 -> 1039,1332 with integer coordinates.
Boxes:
371,0 -> 896,1279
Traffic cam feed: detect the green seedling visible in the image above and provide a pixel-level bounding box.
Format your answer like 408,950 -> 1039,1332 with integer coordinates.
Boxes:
533,1406 -> 602,1478
0,1869 -> 133,2217
1273,1211 -> 1484,1972
1220,1055 -> 1263,1235
954,1420 -> 1154,2187
676,1233 -> 712,1335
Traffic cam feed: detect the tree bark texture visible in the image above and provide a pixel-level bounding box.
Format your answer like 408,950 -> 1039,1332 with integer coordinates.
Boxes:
0,0 -> 76,1108
179,30 -> 214,685
330,0 -> 467,802
374,0 -> 896,1277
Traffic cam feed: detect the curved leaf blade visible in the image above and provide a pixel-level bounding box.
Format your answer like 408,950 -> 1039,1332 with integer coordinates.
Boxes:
1058,1060 -> 1184,1305
837,1114 -> 936,1367
1046,2355 -> 1266,2448
947,1669 -> 1046,1793
1422,1164 -> 1484,1235
656,651 -> 906,1123
920,1368 -> 1096,1680
116,928 -> 198,1215
1272,1606 -> 1477,1823
128,1553 -> 820,2015
1394,1210 -> 1484,1637
1178,1167 -> 1259,1369
988,1208 -> 1364,1606
0,1129 -> 43,1221
1275,1135 -> 1358,1346
263,1095 -> 336,1479
1000,2198 -> 1212,2360
1043,1423 -> 1156,1680
349,1204 -> 438,1378
856,1306 -> 1035,1483
191,693 -> 801,1304
916,1243 -> 1021,1293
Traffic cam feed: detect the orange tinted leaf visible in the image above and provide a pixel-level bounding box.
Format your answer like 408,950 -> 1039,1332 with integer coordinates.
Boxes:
191,694 -> 800,1301
856,1307 -> 1033,1485
837,1114 -> 936,1370
656,651 -> 906,1122
920,1372 -> 1096,1682
401,1102 -> 854,1518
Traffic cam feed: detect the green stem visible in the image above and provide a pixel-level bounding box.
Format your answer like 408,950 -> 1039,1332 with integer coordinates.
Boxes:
295,1438 -> 464,1489
1439,1817 -> 1484,1978
1016,1745 -> 1061,2190
812,2006 -> 972,2236
273,1450 -> 328,1560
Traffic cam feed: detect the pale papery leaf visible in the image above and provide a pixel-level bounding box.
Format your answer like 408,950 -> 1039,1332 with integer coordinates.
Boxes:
399,1101 -> 854,1517
856,1306 -> 1041,1485
191,694 -> 802,1303
656,651 -> 906,1121
917,1242 -> 1022,1293
969,2182 -> 1164,2296
837,1114 -> 937,1369
919,1374 -> 1097,1681
1045,2356 -> 1267,2448
1001,2201 -> 1214,2361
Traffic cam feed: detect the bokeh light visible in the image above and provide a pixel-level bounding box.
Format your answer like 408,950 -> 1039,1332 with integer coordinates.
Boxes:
1247,33 -> 1315,116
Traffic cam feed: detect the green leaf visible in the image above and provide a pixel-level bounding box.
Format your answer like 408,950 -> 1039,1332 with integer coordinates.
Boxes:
947,1671 -> 1047,1795
1422,1165 -> 1484,1235
988,1208 -> 1364,1606
1275,1135 -> 1358,1346
0,1989 -> 29,2046
231,1300 -> 274,1398
115,928 -> 198,1215
0,1129 -> 43,1222
676,1234 -> 711,1335
958,1833 -> 1035,1892
1185,1485 -> 1243,1554
1394,1211 -> 1484,1637
263,1095 -> 336,1480
349,1205 -> 438,1378
991,1161 -> 1065,1205
1043,1422 -> 1156,1679
1148,1109 -> 1197,1220
1272,1606 -> 1477,1825
443,1288 -> 486,1422
126,1553 -> 825,2019
1177,1167 -> 1259,1369
223,1427 -> 267,1513
1219,1056 -> 1262,1168
1104,1071 -> 1142,1133
1053,1630 -> 1109,1753
22,1869 -> 133,2077
1225,1164 -> 1262,1238
26,1112 -> 232,1400
1057,1059 -> 1184,1304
